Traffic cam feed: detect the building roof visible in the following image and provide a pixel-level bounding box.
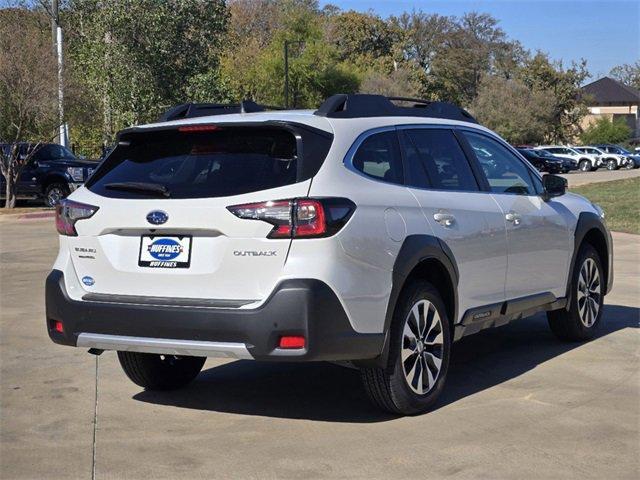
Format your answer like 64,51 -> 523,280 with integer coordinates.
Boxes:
582,77 -> 640,106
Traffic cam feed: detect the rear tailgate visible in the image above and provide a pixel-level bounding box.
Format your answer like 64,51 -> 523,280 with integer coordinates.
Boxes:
66,123 -> 332,302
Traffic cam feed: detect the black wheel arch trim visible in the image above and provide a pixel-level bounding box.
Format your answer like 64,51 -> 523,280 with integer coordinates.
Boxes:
356,234 -> 459,370
567,211 -> 613,303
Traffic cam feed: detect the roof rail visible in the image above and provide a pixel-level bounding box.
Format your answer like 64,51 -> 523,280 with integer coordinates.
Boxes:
314,94 -> 477,123
158,100 -> 281,122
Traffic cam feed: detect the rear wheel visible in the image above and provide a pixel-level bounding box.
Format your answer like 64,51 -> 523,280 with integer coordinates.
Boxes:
623,159 -> 634,170
117,352 -> 206,390
606,159 -> 618,171
547,244 -> 604,341
361,281 -> 451,415
578,160 -> 591,172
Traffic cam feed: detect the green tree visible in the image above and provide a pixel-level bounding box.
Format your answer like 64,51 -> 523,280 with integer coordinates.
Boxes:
518,52 -> 590,142
221,0 -> 359,107
65,0 -> 230,144
609,61 -> 640,90
470,75 -> 555,145
580,117 -> 632,145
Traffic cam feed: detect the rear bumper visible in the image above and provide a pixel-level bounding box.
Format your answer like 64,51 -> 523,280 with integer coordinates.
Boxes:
45,270 -> 384,362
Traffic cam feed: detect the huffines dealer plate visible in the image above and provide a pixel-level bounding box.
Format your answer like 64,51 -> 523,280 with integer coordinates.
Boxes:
138,235 -> 192,268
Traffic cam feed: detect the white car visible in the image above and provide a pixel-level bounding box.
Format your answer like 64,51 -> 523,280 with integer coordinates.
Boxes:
46,95 -> 613,415
536,146 -> 601,172
574,146 -> 626,171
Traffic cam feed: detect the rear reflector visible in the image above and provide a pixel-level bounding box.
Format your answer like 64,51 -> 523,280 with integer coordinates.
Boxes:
53,320 -> 64,333
279,336 -> 306,349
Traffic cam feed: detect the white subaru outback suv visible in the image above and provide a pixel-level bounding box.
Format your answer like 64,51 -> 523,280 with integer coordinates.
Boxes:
46,95 -> 613,415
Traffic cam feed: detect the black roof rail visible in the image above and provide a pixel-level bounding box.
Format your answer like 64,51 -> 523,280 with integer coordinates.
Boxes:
158,100 -> 281,122
314,94 -> 477,123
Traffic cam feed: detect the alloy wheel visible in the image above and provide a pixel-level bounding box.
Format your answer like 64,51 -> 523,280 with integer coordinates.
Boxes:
607,160 -> 616,170
46,187 -> 64,207
577,257 -> 601,327
401,299 -> 444,395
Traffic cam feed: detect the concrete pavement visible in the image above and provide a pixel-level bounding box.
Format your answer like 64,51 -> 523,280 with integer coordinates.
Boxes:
560,167 -> 640,187
1,218 -> 638,479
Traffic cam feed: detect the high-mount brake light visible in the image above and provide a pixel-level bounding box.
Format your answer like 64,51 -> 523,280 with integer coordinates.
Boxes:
227,198 -> 355,239
177,125 -> 221,132
55,199 -> 99,236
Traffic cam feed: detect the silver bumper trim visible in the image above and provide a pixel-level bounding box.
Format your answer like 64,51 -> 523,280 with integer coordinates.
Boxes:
76,333 -> 253,359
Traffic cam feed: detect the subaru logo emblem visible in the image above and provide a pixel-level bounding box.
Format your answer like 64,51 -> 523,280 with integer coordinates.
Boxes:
147,210 -> 168,225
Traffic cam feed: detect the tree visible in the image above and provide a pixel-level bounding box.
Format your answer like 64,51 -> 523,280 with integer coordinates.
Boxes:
610,61 -> 640,90
518,52 -> 590,142
470,75 -> 555,145
65,0 -> 229,144
580,117 -> 632,145
0,8 -> 59,208
220,0 -> 359,107
359,68 -> 421,98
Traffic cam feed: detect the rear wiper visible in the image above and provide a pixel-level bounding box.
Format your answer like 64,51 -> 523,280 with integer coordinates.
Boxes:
104,182 -> 170,197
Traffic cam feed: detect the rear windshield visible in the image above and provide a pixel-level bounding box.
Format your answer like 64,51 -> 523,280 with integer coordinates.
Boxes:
87,126 -> 331,199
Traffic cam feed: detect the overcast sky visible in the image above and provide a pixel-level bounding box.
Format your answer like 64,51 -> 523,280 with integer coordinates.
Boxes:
321,0 -> 640,81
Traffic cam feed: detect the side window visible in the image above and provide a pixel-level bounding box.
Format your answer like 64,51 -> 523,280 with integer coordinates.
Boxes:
351,131 -> 403,184
464,131 -> 536,195
402,129 -> 479,191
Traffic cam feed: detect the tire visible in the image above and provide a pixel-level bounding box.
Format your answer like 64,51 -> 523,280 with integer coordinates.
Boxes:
117,351 -> 206,390
547,244 -> 604,342
578,160 -> 591,172
623,159 -> 634,170
44,183 -> 70,207
606,159 -> 618,171
361,281 -> 451,415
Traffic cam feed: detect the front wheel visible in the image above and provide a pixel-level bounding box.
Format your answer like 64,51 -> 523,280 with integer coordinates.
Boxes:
117,352 -> 206,390
606,159 -> 618,171
361,281 -> 451,415
44,183 -> 70,207
547,244 -> 604,341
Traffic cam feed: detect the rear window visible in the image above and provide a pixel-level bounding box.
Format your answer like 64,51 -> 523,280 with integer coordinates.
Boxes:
87,126 -> 331,199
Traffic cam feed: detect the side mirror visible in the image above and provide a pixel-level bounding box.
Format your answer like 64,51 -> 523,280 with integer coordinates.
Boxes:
542,174 -> 567,200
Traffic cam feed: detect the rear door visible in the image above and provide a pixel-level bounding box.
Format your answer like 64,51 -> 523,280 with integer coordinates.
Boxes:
461,130 -> 571,300
399,127 -> 508,318
69,124 -> 332,302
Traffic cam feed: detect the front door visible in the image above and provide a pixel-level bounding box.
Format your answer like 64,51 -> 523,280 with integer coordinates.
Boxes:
462,130 -> 572,301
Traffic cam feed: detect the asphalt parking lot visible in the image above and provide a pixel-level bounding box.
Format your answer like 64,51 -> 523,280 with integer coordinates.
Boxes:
560,167 -> 640,187
0,218 -> 638,479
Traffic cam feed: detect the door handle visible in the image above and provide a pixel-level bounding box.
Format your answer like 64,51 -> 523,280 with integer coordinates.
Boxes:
505,211 -> 522,225
433,212 -> 456,227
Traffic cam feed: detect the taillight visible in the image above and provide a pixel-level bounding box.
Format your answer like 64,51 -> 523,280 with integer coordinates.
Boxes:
227,198 -> 355,239
55,199 -> 99,236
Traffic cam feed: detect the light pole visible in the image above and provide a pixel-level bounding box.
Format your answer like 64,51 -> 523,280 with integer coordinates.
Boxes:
51,0 -> 66,146
284,40 -> 304,109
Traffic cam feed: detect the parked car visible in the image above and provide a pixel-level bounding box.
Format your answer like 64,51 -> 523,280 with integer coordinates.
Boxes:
591,144 -> 639,169
516,148 -> 564,173
576,146 -> 627,170
0,143 -> 97,207
532,148 -> 578,173
536,146 -> 601,172
46,95 -> 613,415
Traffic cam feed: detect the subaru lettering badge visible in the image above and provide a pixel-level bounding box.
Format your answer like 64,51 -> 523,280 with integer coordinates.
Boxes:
82,276 -> 95,287
147,210 -> 168,225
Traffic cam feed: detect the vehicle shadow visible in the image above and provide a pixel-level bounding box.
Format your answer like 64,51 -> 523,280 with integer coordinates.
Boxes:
133,304 -> 638,423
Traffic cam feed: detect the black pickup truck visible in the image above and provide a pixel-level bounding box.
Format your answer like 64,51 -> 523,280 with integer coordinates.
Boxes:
1,143 -> 97,207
